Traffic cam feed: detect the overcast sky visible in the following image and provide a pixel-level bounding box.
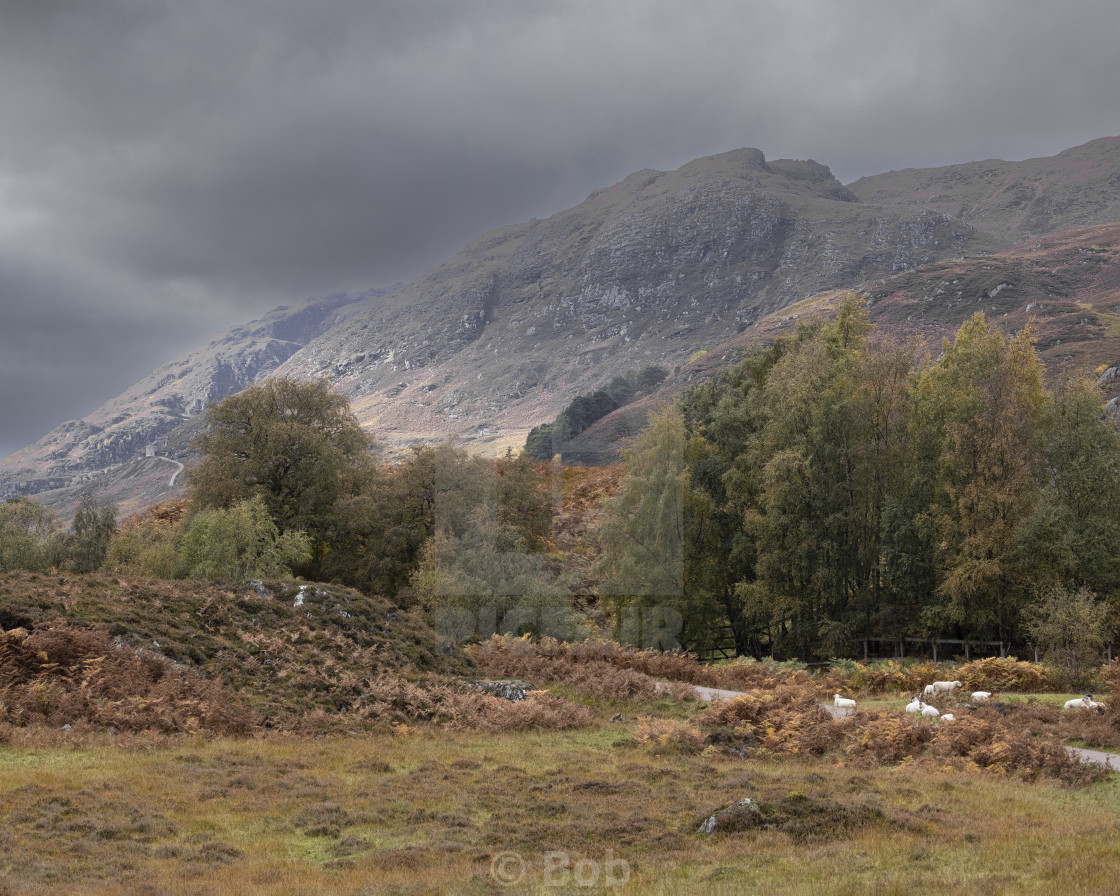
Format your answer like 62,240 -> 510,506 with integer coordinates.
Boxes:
2,0 -> 1119,460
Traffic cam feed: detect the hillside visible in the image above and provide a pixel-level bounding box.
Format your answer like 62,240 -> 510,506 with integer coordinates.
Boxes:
560,223 -> 1120,463
0,571 -> 471,730
0,290 -> 385,509
277,147 -> 996,454
3,137 -> 1120,514
849,136 -> 1120,243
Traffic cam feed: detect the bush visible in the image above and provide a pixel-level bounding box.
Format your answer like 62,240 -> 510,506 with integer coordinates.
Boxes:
1022,585 -> 1112,689
0,625 -> 254,734
176,497 -> 311,581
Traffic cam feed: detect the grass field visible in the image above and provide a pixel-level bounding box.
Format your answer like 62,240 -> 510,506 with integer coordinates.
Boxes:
1,713 -> 1118,895
2,575 -> 1119,894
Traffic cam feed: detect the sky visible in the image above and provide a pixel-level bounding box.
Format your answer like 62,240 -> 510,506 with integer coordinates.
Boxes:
2,0 -> 1120,461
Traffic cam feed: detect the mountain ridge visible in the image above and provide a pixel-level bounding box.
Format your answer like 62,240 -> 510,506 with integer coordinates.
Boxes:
4,137 -> 1120,514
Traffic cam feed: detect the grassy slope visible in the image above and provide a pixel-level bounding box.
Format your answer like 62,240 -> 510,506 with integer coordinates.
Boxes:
0,571 -> 471,727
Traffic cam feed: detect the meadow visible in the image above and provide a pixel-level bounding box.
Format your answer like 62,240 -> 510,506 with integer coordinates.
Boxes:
1,632 -> 1118,894
1,721 -> 1118,895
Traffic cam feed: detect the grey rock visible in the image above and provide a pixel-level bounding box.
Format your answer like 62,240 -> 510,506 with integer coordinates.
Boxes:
697,798 -> 762,834
463,679 -> 533,701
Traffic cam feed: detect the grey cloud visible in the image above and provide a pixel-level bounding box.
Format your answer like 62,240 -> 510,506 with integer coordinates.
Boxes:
2,0 -> 1120,458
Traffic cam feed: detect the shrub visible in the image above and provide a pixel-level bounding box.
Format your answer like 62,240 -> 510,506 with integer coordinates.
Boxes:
955,656 -> 1052,692
698,685 -> 836,756
346,672 -> 594,730
0,625 -> 254,734
633,717 -> 703,754
176,497 -> 311,581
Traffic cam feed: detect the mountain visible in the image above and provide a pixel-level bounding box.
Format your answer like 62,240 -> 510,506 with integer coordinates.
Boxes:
849,136 -> 1120,242
4,138 -> 1120,514
562,221 -> 1120,463
0,289 -> 386,516
275,148 -> 994,451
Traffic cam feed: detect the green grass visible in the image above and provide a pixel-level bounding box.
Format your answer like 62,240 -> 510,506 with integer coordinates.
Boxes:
0,728 -> 1117,894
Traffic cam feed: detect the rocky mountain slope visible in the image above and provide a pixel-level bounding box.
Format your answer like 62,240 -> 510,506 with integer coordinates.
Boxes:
562,221 -> 1120,464
0,290 -> 385,514
4,138 -> 1120,514
850,136 -> 1120,243
277,147 -> 996,452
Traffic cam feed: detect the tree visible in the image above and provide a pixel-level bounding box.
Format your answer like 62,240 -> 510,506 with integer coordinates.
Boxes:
188,378 -> 372,543
912,314 -> 1047,642
65,495 -> 117,573
176,497 -> 311,581
1018,376 -> 1120,596
1022,584 -> 1113,688
410,447 -> 567,638
597,404 -> 686,600
0,498 -> 59,572
495,449 -> 552,553
597,404 -> 718,649
104,498 -> 189,579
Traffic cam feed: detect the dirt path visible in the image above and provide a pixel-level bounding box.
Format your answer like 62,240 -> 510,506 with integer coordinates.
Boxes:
149,455 -> 185,487
673,682 -> 1119,768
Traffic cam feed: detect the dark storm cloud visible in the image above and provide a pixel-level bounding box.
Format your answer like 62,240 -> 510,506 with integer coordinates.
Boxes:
3,0 -> 1120,459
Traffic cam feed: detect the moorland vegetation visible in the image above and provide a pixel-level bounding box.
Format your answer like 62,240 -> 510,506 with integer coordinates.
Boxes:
2,302 -> 1120,891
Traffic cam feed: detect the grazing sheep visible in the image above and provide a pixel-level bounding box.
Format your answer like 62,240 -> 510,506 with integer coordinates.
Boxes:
833,694 -> 857,710
905,696 -> 923,714
1064,694 -> 1099,710
924,680 -> 962,697
921,703 -> 940,718
971,691 -> 993,702
940,713 -> 955,722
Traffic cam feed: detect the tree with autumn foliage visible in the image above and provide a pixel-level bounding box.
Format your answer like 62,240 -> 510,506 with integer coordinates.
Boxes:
912,314 -> 1048,643
658,300 -> 1119,658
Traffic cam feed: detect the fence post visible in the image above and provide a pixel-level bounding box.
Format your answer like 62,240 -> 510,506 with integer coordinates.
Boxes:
964,643 -> 970,661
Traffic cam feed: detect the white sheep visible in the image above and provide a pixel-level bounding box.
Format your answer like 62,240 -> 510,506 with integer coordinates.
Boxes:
923,680 -> 962,697
970,691 -> 992,702
1063,694 -> 1099,710
940,713 -> 955,722
921,703 -> 940,718
833,694 -> 857,710
905,696 -> 923,714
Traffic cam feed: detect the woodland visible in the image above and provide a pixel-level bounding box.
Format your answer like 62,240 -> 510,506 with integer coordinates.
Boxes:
3,301 -> 1120,893
2,297 -> 1119,673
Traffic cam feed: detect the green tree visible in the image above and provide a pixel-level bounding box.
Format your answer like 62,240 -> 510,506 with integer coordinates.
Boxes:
1022,584 -> 1113,688
64,495 -> 117,573
0,498 -> 59,572
496,449 -> 552,553
596,404 -> 723,649
176,497 -> 311,581
104,500 -> 188,579
913,314 -> 1047,642
188,378 -> 372,547
1018,376 -> 1120,596
597,404 -> 686,600
410,446 -> 567,637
